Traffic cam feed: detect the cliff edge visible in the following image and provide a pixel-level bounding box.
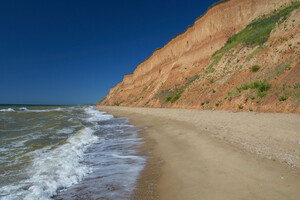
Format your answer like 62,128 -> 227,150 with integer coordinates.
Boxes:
98,0 -> 300,113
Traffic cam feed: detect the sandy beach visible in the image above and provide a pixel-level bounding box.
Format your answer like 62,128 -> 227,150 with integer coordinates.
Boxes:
97,106 -> 300,200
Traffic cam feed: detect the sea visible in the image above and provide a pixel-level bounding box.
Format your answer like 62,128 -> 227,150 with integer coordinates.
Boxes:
0,105 -> 146,200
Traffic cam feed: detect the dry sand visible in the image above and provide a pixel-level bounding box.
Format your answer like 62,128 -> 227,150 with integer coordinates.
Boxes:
97,106 -> 300,200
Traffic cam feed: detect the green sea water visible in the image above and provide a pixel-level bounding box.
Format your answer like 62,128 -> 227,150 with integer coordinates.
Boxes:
0,105 -> 85,187
0,105 -> 146,200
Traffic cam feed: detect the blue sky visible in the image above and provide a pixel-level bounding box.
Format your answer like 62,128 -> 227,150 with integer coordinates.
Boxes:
0,0 -> 219,105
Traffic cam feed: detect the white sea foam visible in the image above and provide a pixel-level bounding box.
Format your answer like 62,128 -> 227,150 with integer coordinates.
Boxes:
112,154 -> 144,160
84,106 -> 113,122
0,127 -> 98,200
0,108 -> 15,112
19,107 -> 29,111
0,106 -> 146,200
18,108 -> 63,113
97,124 -> 134,129
25,127 -> 98,199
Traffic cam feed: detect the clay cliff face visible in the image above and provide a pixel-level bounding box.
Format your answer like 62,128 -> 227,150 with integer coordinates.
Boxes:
98,0 -> 300,113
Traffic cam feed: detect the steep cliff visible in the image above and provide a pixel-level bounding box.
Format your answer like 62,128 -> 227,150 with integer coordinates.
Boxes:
98,0 -> 300,113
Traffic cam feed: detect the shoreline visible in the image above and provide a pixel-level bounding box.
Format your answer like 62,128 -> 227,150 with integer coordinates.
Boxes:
97,106 -> 300,199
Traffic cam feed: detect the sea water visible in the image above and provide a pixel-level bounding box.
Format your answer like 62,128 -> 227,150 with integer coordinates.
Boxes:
0,105 -> 145,199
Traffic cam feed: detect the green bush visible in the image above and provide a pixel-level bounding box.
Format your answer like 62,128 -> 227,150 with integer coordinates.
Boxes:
228,89 -> 239,97
229,80 -> 271,98
171,93 -> 181,103
215,100 -> 222,107
142,86 -> 148,92
251,65 -> 260,72
144,100 -> 150,106
279,95 -> 288,101
250,80 -> 271,97
165,97 -> 172,103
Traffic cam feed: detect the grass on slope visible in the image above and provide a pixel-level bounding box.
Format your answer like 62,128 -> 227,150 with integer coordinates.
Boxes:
211,2 -> 300,65
227,80 -> 271,98
166,74 -> 199,103
156,75 -> 199,103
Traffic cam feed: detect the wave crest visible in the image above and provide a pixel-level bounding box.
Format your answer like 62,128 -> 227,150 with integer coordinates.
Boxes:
0,108 -> 15,112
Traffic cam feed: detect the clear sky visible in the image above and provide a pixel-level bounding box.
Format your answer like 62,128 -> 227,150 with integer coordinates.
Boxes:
0,0 -> 219,105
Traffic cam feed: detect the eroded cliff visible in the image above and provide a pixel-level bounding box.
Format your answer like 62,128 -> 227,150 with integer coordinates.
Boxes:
98,0 -> 300,113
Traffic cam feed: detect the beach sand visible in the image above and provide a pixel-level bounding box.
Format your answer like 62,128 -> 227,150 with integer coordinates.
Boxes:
97,106 -> 300,200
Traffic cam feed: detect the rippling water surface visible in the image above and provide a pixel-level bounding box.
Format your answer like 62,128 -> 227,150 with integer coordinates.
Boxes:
0,105 -> 145,200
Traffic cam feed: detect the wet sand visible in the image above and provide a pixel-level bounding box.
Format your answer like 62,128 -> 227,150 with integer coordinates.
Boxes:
97,106 -> 300,200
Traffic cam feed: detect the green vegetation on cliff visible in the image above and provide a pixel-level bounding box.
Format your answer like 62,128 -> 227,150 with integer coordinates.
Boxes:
157,75 -> 199,103
228,80 -> 272,98
211,2 -> 300,65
